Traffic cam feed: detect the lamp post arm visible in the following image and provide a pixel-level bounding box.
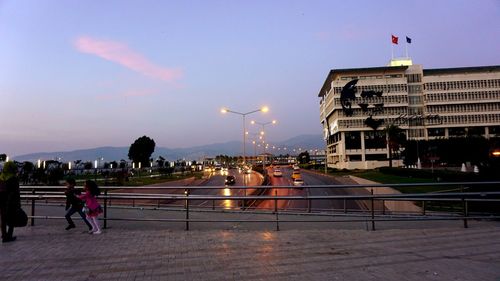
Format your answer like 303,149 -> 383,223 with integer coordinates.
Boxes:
243,109 -> 262,116
224,109 -> 244,116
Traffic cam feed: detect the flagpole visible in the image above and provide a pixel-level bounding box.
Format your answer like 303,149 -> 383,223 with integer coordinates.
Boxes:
405,40 -> 408,58
391,41 -> 394,59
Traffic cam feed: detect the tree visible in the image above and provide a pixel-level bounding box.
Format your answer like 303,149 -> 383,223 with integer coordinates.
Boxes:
20,161 -> 35,184
119,159 -> 127,169
384,124 -> 406,168
83,161 -> 93,169
128,136 -> 156,167
297,151 -> 310,164
158,156 -> 167,167
0,154 -> 6,162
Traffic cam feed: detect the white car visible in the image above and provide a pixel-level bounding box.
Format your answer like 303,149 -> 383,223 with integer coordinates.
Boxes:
273,169 -> 283,177
293,178 -> 304,187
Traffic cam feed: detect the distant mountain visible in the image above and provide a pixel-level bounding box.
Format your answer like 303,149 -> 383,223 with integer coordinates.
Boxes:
274,134 -> 325,150
13,134 -> 324,162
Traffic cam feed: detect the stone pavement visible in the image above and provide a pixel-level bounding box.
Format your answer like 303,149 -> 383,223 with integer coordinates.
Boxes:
1,207 -> 500,281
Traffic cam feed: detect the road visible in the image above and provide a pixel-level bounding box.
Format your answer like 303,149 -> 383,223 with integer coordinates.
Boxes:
253,166 -> 368,212
191,169 -> 262,209
138,167 -> 368,212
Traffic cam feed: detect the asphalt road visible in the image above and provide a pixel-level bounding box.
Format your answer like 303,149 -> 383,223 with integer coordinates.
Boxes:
256,166 -> 368,212
116,167 -> 368,213
192,169 -> 262,209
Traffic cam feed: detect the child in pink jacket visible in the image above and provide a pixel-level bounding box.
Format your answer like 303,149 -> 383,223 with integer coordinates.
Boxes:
79,180 -> 103,234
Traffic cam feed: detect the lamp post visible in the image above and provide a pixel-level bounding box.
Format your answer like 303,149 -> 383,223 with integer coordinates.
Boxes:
251,120 -> 277,172
247,132 -> 262,164
221,106 -> 268,209
220,106 -> 269,179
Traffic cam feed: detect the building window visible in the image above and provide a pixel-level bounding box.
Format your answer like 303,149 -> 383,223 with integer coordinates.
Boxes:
449,127 -> 466,136
467,127 -> 484,136
345,132 -> 361,149
406,74 -> 422,83
348,155 -> 362,161
364,131 -> 386,149
489,126 -> 500,136
365,154 -> 387,161
428,128 -> 445,137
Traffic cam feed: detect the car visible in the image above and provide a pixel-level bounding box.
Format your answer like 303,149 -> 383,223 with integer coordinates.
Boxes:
273,169 -> 283,177
293,177 -> 304,187
291,171 -> 301,180
293,165 -> 300,171
225,175 -> 236,185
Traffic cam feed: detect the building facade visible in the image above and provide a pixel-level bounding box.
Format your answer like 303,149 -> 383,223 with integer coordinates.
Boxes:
318,61 -> 500,169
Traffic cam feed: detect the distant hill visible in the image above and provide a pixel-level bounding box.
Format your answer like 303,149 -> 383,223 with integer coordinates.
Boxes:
13,134 -> 324,162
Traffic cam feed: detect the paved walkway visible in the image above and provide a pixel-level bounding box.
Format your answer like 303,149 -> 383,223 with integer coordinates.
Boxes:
1,207 -> 500,281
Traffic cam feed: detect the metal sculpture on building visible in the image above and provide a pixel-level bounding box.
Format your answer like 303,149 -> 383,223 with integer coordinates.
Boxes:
340,79 -> 358,116
340,79 -> 385,130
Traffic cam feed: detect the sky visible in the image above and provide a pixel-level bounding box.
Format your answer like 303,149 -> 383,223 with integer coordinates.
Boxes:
1,0 -> 499,156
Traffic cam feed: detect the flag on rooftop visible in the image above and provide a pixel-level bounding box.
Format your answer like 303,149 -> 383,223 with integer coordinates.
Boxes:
406,36 -> 412,44
391,35 -> 398,44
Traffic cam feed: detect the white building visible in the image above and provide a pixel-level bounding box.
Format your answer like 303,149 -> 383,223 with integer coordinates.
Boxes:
318,60 -> 500,169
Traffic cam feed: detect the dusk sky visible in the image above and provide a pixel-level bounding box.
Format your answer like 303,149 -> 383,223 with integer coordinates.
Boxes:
1,0 -> 499,157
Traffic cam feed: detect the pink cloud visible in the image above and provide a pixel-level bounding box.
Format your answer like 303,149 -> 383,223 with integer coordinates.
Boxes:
75,36 -> 182,83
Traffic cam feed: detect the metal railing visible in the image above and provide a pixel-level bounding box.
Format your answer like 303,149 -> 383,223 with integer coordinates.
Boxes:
19,181 -> 500,231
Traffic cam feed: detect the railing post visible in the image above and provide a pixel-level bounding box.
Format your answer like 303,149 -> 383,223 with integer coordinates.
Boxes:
274,189 -> 278,213
185,189 -> 190,231
422,201 -> 426,215
243,187 -> 246,209
343,199 -> 347,213
382,200 -> 385,215
462,186 -> 468,228
103,189 -> 108,229
212,198 -> 215,210
306,188 -> 311,213
371,189 -> 375,231
31,189 -> 35,226
275,190 -> 279,231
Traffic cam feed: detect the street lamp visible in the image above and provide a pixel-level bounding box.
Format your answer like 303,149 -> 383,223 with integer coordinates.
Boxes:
251,120 -> 277,170
220,106 -> 269,170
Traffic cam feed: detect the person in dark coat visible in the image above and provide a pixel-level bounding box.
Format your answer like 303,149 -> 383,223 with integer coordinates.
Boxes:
64,178 -> 92,231
0,162 -> 21,243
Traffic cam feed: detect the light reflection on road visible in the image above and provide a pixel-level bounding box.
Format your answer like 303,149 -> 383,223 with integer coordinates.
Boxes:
223,187 -> 233,209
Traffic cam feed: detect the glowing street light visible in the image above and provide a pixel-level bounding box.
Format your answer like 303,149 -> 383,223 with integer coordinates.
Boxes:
220,106 -> 269,168
251,120 -> 277,169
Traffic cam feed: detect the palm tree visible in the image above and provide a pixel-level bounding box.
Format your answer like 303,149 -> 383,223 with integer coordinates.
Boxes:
384,124 -> 405,168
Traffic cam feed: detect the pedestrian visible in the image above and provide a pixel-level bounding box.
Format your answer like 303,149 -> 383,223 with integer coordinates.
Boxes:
64,178 -> 92,231
79,180 -> 103,234
0,162 -> 21,243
